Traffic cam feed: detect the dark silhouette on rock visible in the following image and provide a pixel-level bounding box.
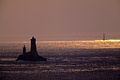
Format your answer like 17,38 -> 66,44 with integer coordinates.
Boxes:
16,37 -> 47,61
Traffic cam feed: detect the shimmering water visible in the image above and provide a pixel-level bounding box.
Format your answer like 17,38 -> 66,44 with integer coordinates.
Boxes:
0,40 -> 120,80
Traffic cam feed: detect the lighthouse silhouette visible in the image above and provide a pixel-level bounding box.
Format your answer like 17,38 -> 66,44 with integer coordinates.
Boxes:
16,37 -> 47,61
30,37 -> 38,57
31,37 -> 37,52
103,33 -> 106,41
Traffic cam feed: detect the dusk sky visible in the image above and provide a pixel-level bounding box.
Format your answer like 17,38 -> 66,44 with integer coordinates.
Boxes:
0,0 -> 120,42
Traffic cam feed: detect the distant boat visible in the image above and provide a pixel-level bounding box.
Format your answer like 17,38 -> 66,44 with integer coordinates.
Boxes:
103,33 -> 105,41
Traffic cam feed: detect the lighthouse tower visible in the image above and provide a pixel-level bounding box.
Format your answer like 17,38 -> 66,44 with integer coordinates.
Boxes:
103,33 -> 105,41
23,45 -> 26,55
30,37 -> 38,56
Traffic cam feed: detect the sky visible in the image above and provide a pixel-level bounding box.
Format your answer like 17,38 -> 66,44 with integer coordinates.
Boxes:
0,0 -> 120,42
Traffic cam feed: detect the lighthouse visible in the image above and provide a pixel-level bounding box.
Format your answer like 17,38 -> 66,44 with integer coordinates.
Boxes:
30,37 -> 38,57
30,37 -> 37,52
16,37 -> 47,61
103,33 -> 105,41
23,45 -> 26,55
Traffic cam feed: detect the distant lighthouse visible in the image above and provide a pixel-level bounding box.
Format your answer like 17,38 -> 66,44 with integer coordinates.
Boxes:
23,45 -> 26,55
30,37 -> 37,52
103,33 -> 105,41
16,37 -> 47,61
30,36 -> 38,57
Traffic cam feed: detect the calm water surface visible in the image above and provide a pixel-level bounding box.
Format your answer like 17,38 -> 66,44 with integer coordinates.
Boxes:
0,40 -> 120,80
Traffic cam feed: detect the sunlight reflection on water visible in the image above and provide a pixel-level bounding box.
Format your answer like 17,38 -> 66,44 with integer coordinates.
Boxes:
0,40 -> 120,76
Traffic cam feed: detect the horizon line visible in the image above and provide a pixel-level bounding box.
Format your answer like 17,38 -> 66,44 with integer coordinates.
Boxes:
0,39 -> 120,43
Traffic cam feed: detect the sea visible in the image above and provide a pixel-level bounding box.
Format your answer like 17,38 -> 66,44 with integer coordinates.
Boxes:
0,40 -> 120,80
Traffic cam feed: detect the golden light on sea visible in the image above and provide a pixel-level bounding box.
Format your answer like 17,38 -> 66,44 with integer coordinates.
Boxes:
2,39 -> 120,49
36,39 -> 120,49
